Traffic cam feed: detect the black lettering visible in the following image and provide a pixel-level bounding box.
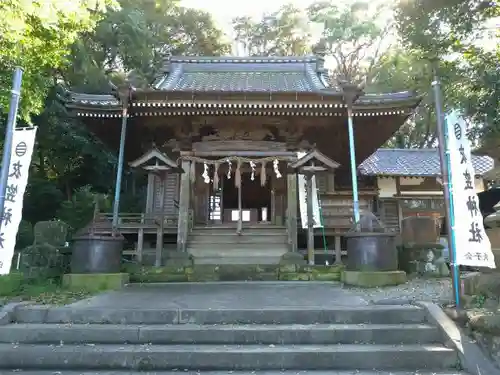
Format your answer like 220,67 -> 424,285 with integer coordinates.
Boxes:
4,184 -> 17,203
463,170 -> 474,190
8,161 -> 22,179
466,196 -> 479,217
468,222 -> 484,243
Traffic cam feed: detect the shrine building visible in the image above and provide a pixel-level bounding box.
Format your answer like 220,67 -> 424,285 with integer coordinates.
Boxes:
64,56 -> 493,265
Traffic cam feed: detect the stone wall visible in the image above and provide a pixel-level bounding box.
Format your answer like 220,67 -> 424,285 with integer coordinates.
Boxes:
126,264 -> 344,283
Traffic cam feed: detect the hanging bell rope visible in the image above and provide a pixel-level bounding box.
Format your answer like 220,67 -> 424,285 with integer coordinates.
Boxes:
213,162 -> 220,190
189,161 -> 196,182
260,161 -> 267,186
235,160 -> 241,188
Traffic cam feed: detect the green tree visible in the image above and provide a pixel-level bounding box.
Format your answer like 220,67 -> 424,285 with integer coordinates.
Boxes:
308,0 -> 392,85
0,0 -> 117,120
370,49 -> 461,148
232,4 -> 311,56
394,0 -> 500,151
67,0 -> 230,90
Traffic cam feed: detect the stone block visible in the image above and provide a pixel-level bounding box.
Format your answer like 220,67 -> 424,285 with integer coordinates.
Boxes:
165,251 -> 193,267
279,251 -> 306,265
311,272 -> 341,281
188,266 -> 220,282
145,273 -> 189,282
14,305 -> 51,323
0,311 -> 10,325
62,273 -> 129,292
279,264 -> 297,273
279,272 -> 311,281
341,270 -> 407,288
461,272 -> 500,298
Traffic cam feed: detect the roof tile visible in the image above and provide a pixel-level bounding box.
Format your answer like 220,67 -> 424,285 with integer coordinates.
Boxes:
359,148 -> 494,177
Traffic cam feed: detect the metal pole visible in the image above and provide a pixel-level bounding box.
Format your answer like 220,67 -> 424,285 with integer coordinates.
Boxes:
347,108 -> 360,226
111,106 -> 129,231
0,68 -> 23,221
432,75 -> 461,309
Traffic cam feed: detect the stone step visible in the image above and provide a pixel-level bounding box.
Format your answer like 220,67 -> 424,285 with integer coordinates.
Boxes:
189,235 -> 288,244
192,228 -> 287,236
188,243 -> 288,250
13,306 -> 427,325
191,256 -> 284,265
0,372 -> 470,375
0,323 -> 442,345
0,343 -> 458,370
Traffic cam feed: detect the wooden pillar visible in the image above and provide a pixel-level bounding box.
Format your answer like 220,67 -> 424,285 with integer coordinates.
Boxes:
287,173 -> 298,252
155,172 -> 166,267
177,160 -> 191,252
335,235 -> 342,265
306,174 -> 315,265
145,172 -> 155,213
137,213 -> 145,263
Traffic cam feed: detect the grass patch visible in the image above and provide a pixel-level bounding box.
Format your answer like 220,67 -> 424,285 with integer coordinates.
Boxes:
0,272 -> 95,306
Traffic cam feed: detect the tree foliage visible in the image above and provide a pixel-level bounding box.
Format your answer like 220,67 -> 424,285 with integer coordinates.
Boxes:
308,1 -> 391,85
0,0 -> 118,119
232,4 -> 311,56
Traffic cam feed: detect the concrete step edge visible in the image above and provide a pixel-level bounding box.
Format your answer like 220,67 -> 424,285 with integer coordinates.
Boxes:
0,323 -> 436,329
0,323 -> 442,345
0,371 -> 470,375
0,343 -> 455,351
0,344 -> 459,371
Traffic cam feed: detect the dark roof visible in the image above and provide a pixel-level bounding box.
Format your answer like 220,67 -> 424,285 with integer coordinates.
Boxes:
359,148 -> 494,177
65,55 -> 420,109
153,56 -> 328,92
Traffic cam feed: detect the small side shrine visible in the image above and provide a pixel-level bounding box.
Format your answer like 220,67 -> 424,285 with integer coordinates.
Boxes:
128,147 -> 184,265
290,149 -> 340,264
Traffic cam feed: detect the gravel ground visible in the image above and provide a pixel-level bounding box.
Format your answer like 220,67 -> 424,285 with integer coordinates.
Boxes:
344,277 -> 454,305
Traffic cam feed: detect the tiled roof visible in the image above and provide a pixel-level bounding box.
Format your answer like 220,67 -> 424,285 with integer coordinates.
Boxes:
153,56 -> 328,92
65,55 -> 420,108
359,148 -> 494,177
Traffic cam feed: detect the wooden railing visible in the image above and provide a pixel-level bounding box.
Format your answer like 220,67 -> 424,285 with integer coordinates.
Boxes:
90,212 -> 178,233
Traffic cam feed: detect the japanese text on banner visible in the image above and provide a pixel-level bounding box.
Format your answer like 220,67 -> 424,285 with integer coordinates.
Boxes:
447,113 -> 495,268
0,127 -> 37,275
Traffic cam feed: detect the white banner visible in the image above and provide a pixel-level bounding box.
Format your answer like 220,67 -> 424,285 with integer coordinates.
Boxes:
298,173 -> 323,229
446,112 -> 495,268
0,127 -> 37,275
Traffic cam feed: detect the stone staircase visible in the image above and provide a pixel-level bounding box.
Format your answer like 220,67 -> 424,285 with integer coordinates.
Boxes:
187,224 -> 289,264
0,304 -> 467,374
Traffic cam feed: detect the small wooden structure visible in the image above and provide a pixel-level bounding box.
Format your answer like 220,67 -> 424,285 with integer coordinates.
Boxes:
290,149 -> 340,264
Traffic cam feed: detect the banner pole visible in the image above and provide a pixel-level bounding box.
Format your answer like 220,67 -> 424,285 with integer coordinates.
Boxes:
0,68 -> 23,221
432,74 -> 461,309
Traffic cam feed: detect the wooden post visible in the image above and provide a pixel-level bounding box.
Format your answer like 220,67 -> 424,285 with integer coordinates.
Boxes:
155,173 -> 166,267
145,173 -> 154,213
177,160 -> 191,252
137,213 -> 145,263
156,217 -> 164,267
306,174 -> 315,265
335,235 -> 342,265
287,173 -> 298,252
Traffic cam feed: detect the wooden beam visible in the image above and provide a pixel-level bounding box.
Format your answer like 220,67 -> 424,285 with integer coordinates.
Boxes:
182,150 -> 297,158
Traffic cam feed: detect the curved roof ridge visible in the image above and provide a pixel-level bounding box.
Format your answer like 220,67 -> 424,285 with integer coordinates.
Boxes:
166,55 -> 318,63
